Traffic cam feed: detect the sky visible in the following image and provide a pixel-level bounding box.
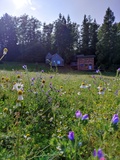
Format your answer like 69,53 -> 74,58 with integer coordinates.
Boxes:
0,0 -> 120,25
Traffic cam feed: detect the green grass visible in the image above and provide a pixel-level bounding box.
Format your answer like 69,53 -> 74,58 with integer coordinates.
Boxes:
0,62 -> 120,160
0,62 -> 49,72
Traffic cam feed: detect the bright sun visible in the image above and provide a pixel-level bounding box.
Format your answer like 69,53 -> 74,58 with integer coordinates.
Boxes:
12,0 -> 27,9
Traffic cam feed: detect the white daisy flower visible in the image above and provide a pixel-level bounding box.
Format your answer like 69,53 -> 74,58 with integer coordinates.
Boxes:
12,82 -> 24,91
98,87 -> 105,95
80,82 -> 88,88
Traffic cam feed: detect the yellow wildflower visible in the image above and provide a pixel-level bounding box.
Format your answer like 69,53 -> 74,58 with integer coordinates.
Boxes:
3,48 -> 8,55
60,86 -> 63,89
17,75 -> 21,79
3,48 -> 8,53
82,82 -> 85,85
42,79 -> 45,83
2,77 -> 5,81
6,78 -> 10,82
26,134 -> 30,137
3,108 -> 8,112
99,87 -> 104,92
18,90 -> 23,95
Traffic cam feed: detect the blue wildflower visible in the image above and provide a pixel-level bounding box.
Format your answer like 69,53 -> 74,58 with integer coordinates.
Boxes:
31,77 -> 35,81
41,70 -> 44,73
117,68 -> 120,72
97,149 -> 104,159
96,69 -> 100,73
93,149 -> 97,157
75,110 -> 82,118
111,114 -> 119,124
68,131 -> 74,141
93,149 -> 105,159
82,114 -> 89,120
22,65 -> 27,70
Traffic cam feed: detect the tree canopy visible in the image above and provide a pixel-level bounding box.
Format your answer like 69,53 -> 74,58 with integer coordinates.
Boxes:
0,8 -> 120,70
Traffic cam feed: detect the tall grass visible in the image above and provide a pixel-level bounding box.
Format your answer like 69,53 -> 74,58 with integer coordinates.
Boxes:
0,62 -> 120,160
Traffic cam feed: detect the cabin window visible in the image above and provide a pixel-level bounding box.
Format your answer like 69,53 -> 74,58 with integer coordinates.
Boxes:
89,64 -> 92,70
80,64 -> 84,67
57,60 -> 60,64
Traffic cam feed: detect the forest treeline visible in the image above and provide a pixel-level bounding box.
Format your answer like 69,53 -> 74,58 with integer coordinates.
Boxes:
0,7 -> 120,70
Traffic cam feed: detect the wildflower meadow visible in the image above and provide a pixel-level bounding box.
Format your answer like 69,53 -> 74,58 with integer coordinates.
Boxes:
0,62 -> 120,160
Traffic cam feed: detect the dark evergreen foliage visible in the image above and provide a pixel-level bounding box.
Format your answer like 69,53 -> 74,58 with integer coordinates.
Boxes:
53,14 -> 79,63
96,7 -> 119,70
80,15 -> 99,55
0,13 -> 18,61
0,8 -> 120,70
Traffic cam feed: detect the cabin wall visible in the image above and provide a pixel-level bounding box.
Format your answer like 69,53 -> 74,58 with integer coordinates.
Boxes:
77,57 -> 94,70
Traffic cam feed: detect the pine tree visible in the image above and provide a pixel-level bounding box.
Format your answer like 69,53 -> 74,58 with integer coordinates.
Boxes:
113,22 -> 120,66
54,14 -> 79,63
80,15 -> 99,55
0,13 -> 18,61
89,19 -> 99,54
41,23 -> 53,54
96,7 -> 116,69
80,15 -> 90,54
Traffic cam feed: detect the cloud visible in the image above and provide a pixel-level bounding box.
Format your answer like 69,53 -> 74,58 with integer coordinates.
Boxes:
30,7 -> 36,11
27,0 -> 36,11
28,0 -> 32,5
11,0 -> 34,9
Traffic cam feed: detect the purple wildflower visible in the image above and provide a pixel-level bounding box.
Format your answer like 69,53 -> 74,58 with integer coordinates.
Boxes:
97,149 -> 104,159
117,68 -> 120,72
22,65 -> 27,70
114,90 -> 119,96
93,149 -> 97,157
75,110 -> 82,118
91,75 -> 96,79
93,149 -> 105,159
82,114 -> 89,120
41,70 -> 44,73
49,82 -> 53,89
68,131 -> 74,141
50,76 -> 53,79
31,78 -> 35,85
111,114 -> 119,124
96,69 -> 100,73
31,77 -> 35,81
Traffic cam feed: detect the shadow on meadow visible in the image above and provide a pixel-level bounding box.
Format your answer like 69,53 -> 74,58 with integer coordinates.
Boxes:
0,61 -> 116,77
0,62 -> 48,72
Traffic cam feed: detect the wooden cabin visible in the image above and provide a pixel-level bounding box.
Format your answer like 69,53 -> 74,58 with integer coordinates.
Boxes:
77,55 -> 95,71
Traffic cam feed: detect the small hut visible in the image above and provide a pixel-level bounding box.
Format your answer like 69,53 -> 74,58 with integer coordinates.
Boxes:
51,53 -> 64,66
77,54 -> 95,71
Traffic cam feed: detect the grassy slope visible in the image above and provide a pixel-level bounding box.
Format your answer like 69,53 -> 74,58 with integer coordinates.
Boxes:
0,62 -> 119,160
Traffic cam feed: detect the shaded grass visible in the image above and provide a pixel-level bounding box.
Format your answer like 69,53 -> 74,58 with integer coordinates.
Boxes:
0,61 -> 116,76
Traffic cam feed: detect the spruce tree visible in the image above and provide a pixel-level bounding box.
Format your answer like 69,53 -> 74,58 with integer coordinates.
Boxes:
96,7 -> 116,69
80,15 -> 99,55
54,14 -> 79,63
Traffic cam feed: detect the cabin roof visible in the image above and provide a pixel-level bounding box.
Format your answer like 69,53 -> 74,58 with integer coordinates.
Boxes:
77,54 -> 95,58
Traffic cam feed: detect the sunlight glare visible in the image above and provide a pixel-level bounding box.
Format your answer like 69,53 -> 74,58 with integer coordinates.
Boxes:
12,0 -> 28,9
